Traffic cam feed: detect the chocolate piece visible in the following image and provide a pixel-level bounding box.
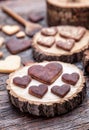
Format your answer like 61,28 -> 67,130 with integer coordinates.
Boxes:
62,73 -> 79,85
37,36 -> 55,47
28,62 -> 63,85
56,38 -> 75,51
83,50 -> 89,74
29,84 -> 48,98
6,38 -> 32,54
41,27 -> 58,36
13,75 -> 31,88
28,12 -> 44,23
59,26 -> 86,41
51,84 -> 70,98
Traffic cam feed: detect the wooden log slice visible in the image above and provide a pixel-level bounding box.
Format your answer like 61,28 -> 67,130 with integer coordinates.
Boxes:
47,0 -> 89,28
32,26 -> 89,63
7,61 -> 86,117
83,50 -> 89,74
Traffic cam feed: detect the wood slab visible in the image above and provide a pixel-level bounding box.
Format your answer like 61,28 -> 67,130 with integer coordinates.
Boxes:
0,0 -> 89,130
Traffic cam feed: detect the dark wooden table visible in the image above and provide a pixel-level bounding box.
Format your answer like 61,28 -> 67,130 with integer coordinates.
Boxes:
0,0 -> 89,130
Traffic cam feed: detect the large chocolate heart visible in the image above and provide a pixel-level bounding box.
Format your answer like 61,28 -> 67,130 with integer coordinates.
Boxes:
29,84 -> 48,98
62,73 -> 79,85
59,26 -> 86,41
28,62 -> 63,85
13,75 -> 31,88
51,84 -> 70,98
6,38 -> 32,54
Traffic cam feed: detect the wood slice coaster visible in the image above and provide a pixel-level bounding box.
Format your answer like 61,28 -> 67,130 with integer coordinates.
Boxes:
47,0 -> 89,28
83,50 -> 89,74
32,26 -> 89,63
7,61 -> 86,117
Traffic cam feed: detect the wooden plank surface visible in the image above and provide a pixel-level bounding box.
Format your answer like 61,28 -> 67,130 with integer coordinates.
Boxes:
0,0 -> 89,130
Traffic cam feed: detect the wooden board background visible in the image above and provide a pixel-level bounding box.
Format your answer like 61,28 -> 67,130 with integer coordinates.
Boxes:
0,0 -> 89,130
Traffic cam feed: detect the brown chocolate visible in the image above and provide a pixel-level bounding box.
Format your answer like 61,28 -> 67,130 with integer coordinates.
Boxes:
29,84 -> 48,98
62,73 -> 79,85
37,36 -> 55,47
28,62 -> 63,85
51,84 -> 70,98
41,27 -> 58,36
13,75 -> 31,88
59,26 -> 86,41
6,38 -> 32,54
28,12 -> 44,23
56,38 -> 75,51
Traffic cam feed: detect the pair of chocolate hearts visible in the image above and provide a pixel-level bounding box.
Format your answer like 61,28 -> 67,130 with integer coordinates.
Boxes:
29,84 -> 70,98
28,62 -> 63,85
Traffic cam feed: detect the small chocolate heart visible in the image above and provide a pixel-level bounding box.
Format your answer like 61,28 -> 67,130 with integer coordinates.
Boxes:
13,75 -> 31,88
29,84 -> 48,98
56,38 -> 75,51
37,36 -> 55,47
41,27 -> 58,36
28,62 -> 63,85
51,84 -> 70,98
62,73 -> 79,85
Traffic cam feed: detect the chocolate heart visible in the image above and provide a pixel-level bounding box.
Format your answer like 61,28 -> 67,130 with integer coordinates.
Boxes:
59,26 -> 86,41
28,62 -> 63,85
6,38 -> 32,54
13,75 -> 31,88
29,84 -> 48,98
62,73 -> 79,85
37,36 -> 55,47
28,12 -> 44,23
51,84 -> 70,98
41,27 -> 58,36
56,38 -> 75,51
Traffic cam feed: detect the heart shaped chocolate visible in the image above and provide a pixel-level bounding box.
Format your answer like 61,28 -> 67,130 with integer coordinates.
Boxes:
41,27 -> 58,36
37,36 -> 55,47
62,73 -> 79,85
59,26 -> 86,41
13,75 -> 31,88
28,62 -> 63,85
29,84 -> 48,98
56,38 -> 75,51
6,38 -> 32,54
51,84 -> 70,98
